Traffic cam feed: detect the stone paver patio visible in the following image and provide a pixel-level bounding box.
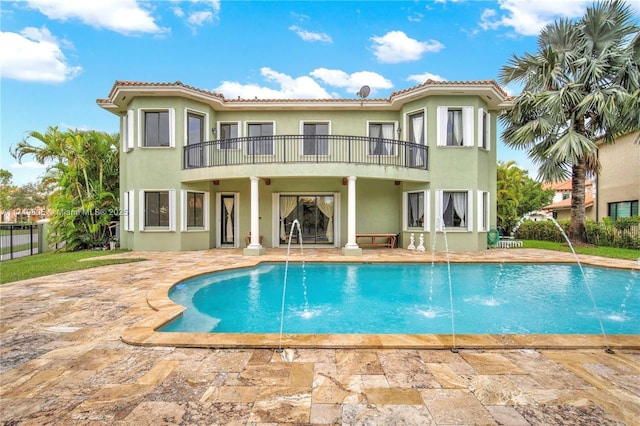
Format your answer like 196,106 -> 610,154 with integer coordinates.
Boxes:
1,248 -> 639,425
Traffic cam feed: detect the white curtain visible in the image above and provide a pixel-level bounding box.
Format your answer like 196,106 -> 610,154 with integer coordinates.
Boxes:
449,110 -> 463,146
409,193 -> 419,227
411,114 -> 424,166
316,196 -> 334,243
223,197 -> 234,242
382,124 -> 394,155
452,192 -> 467,227
279,196 -> 298,241
442,192 -> 452,227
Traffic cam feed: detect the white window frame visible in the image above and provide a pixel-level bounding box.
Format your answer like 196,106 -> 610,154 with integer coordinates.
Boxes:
123,190 -> 134,231
403,190 -> 430,232
366,121 -> 398,156
435,190 -> 473,231
181,190 -> 209,232
217,121 -> 242,150
184,108 -> 209,146
477,108 -> 491,150
436,106 -> 474,147
245,121 -> 276,156
122,109 -> 134,152
139,189 -> 176,232
299,120 -> 331,157
477,190 -> 490,232
138,108 -> 175,148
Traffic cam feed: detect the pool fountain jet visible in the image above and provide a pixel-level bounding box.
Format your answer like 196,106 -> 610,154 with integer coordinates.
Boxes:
278,218 -> 304,355
437,217 -> 458,353
550,218 -> 614,354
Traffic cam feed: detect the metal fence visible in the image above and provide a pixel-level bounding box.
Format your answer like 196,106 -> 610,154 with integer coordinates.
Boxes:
184,135 -> 429,170
0,223 -> 39,261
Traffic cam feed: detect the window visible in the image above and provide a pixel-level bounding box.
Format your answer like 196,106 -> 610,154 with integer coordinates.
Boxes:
247,123 -> 273,155
478,108 -> 490,150
302,123 -> 329,155
187,113 -> 204,145
562,193 -> 570,200
183,191 -> 208,230
608,200 -> 638,220
437,190 -> 472,230
219,123 -> 239,150
368,123 -> 396,155
437,106 -> 474,147
407,192 -> 424,228
141,190 -> 175,231
144,111 -> 170,147
403,190 -> 429,231
185,112 -> 204,168
407,111 -> 426,167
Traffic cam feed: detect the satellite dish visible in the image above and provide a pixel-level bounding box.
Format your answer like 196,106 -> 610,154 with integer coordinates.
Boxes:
357,85 -> 371,99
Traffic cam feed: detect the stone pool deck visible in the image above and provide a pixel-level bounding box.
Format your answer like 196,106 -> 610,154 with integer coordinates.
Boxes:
1,248 -> 639,424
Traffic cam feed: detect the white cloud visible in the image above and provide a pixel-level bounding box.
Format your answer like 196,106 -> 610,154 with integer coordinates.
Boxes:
289,25 -> 332,43
215,67 -> 333,99
310,68 -> 393,95
370,31 -> 444,63
480,0 -> 591,36
9,161 -> 48,170
0,27 -> 82,83
188,10 -> 214,26
406,72 -> 446,84
25,0 -> 167,35
408,12 -> 424,23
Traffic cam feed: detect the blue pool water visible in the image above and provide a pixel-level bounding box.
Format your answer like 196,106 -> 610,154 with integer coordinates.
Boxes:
160,263 -> 639,335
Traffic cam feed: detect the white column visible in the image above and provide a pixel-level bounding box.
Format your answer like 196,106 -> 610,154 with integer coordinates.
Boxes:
249,176 -> 262,248
344,176 -> 359,249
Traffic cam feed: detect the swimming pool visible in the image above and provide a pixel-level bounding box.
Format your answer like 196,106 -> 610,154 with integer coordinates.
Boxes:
160,262 -> 639,335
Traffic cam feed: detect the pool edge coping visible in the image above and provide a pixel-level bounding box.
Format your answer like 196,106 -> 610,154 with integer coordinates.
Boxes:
123,250 -> 640,350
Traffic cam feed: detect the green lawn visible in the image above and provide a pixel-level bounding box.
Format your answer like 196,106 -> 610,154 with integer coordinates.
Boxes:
0,250 -> 145,284
521,240 -> 640,261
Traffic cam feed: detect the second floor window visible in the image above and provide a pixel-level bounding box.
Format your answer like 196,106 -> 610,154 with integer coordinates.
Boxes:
368,123 -> 396,155
219,123 -> 239,149
145,111 -> 170,147
446,109 -> 464,146
303,123 -> 329,155
187,113 -> 204,145
248,123 -> 273,155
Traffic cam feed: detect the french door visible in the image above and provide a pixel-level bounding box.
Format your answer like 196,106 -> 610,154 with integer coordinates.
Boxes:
279,195 -> 334,245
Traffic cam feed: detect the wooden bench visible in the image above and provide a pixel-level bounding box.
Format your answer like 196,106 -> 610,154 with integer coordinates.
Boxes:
356,233 -> 397,248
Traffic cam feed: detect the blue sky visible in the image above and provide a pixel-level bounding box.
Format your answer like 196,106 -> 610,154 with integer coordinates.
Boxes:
2,0 -> 638,186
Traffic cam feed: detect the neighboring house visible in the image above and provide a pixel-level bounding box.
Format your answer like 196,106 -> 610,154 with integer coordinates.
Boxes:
97,80 -> 512,255
541,179 -> 595,221
541,131 -> 639,222
594,131 -> 639,221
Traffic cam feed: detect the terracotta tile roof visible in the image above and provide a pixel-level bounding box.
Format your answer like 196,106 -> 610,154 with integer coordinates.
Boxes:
390,79 -> 511,99
543,191 -> 594,211
542,179 -> 592,191
100,79 -> 511,105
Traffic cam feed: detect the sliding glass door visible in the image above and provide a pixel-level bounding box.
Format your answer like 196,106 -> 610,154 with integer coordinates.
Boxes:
279,195 -> 334,244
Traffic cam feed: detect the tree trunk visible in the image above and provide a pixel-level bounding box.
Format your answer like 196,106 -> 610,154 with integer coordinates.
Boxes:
569,158 -> 588,243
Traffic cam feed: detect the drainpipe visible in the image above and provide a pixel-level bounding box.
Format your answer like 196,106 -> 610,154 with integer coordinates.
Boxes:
344,176 -> 359,250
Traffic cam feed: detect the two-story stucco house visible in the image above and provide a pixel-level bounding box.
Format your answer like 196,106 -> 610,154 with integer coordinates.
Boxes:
97,79 -> 512,255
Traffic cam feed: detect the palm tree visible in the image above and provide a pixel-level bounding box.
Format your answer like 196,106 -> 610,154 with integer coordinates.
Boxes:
499,1 -> 640,244
497,161 -> 522,233
11,127 -> 119,250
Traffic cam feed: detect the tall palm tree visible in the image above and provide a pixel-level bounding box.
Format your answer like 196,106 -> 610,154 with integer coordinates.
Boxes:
499,1 -> 640,243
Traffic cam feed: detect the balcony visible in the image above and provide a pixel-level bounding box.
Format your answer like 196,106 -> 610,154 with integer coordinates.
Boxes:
183,135 -> 428,171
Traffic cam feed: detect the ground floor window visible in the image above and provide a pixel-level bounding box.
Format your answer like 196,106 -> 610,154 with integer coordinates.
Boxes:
403,190 -> 429,231
141,190 -> 175,231
279,195 -> 334,244
477,191 -> 490,231
441,191 -> 470,229
183,191 -> 207,230
608,200 -> 638,221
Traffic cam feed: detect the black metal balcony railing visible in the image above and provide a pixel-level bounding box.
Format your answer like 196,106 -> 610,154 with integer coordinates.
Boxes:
183,135 -> 428,171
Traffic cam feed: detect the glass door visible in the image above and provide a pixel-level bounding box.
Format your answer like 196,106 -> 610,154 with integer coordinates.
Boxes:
280,195 -> 333,245
220,195 -> 235,245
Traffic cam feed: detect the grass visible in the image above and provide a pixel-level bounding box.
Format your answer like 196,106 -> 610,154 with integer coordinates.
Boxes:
522,240 -> 640,261
0,250 -> 145,284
